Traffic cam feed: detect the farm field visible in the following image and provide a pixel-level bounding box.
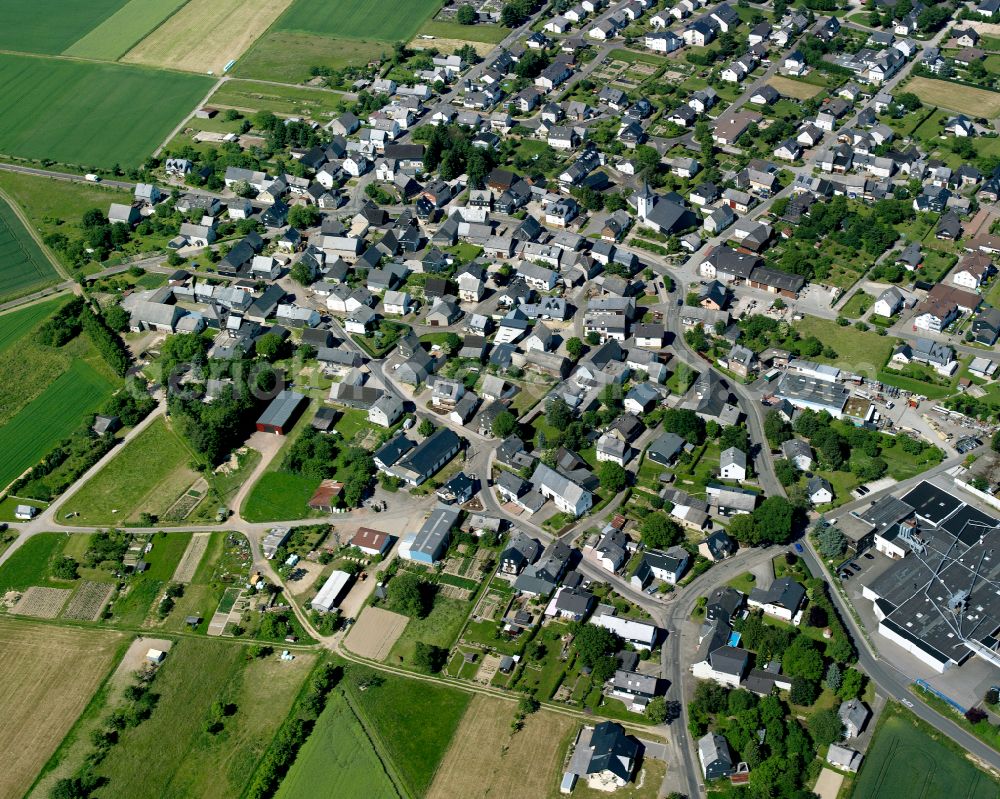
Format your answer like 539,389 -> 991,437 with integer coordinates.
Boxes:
905,77 -> 1000,117
768,75 -> 824,99
276,689 -> 401,799
427,695 -> 576,799
235,31 -> 387,82
62,416 -> 196,525
0,54 -> 212,169
123,0 -> 294,75
0,297 -> 65,354
277,0 -> 443,41
0,194 -> 61,305
345,667 -> 470,798
0,355 -> 118,491
0,618 -> 125,799
91,637 -> 316,799
0,0 -> 127,55
208,79 -> 348,119
0,534 -> 71,593
851,704 -> 999,799
63,0 -> 192,61
344,606 -> 409,659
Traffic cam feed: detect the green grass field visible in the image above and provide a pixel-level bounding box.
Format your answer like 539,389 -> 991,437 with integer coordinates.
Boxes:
388,595 -> 472,668
0,0 -> 127,54
0,358 -> 117,490
852,704 -> 999,799
0,195 -> 61,304
344,667 -> 470,798
277,0 -> 442,40
276,689 -> 400,799
241,471 -> 319,523
61,416 -> 194,525
235,31 -> 388,82
0,53 -> 212,168
63,0 -> 191,60
92,637 -> 316,799
0,297 -> 66,356
794,316 -> 895,372
418,19 -> 509,43
208,80 -> 348,119
0,533 -> 69,592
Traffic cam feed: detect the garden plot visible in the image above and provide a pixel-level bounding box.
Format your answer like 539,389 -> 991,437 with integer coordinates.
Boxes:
62,580 -> 115,621
207,586 -> 242,636
12,586 -> 72,618
171,532 -> 209,583
344,605 -> 409,659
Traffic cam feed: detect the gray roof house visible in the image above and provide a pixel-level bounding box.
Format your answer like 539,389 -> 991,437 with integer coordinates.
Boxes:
698,732 -> 735,780
646,432 -> 685,466
839,698 -> 870,738
748,577 -> 806,621
582,722 -> 639,789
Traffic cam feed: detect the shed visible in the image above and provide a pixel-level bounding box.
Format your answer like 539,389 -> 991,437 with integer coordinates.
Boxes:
256,390 -> 307,434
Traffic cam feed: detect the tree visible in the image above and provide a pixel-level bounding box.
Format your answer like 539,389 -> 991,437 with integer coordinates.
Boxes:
662,408 -> 705,444
783,636 -> 824,682
492,410 -> 518,438
546,397 -> 573,430
386,572 -> 430,618
764,410 -> 792,446
640,514 -> 682,549
287,205 -> 320,229
413,641 -> 447,672
992,428 -> 1000,453
837,668 -> 863,700
966,707 -> 988,724
646,696 -> 669,723
518,695 -> 540,714
808,709 -> 845,745
817,526 -> 847,558
566,337 -> 584,361
255,332 -> 285,362
290,260 -> 315,286
598,461 -> 627,493
456,3 -> 477,23
790,677 -> 819,706
775,459 -> 798,486
751,496 -> 796,545
418,418 -> 435,437
825,662 -> 842,692
443,332 -> 462,355
573,624 -> 619,667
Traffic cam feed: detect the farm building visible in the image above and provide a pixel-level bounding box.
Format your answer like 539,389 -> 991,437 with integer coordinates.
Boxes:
262,527 -> 292,559
351,527 -> 392,556
308,479 -> 344,512
146,648 -> 166,664
14,505 -> 38,520
311,570 -> 353,612
256,391 -> 307,434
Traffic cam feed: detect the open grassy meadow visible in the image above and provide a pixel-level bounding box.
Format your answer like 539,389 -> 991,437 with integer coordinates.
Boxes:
851,704 -> 999,799
208,79 -> 348,119
277,0 -> 442,41
793,316 -> 895,373
768,75 -> 824,100
387,594 -> 472,668
0,0 -> 127,54
0,618 -> 126,799
0,533 -> 71,593
91,637 -> 316,799
0,195 -> 62,304
63,0 -> 192,61
235,31 -> 388,82
426,695 -> 577,799
344,667 -> 470,798
905,77 -> 1000,117
0,54 -> 212,168
62,416 -> 197,525
417,19 -> 508,43
276,689 -> 401,799
242,471 -> 319,523
123,0 -> 293,75
0,357 -> 118,490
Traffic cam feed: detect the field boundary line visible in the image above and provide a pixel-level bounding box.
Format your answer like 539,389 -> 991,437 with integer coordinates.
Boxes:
341,686 -> 409,799
0,187 -> 69,281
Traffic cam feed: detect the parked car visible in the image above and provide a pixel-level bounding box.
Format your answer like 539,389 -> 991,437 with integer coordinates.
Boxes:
794,543 -> 804,554
864,553 -> 874,560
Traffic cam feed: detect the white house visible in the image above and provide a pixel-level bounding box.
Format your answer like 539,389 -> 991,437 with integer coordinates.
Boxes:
719,447 -> 746,480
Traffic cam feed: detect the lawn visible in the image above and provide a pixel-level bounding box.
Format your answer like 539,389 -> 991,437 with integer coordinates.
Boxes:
418,19 -> 508,43
62,416 -> 195,525
344,666 -> 470,798
276,689 -> 401,799
387,594 -> 471,668
0,533 -> 71,592
0,619 -> 126,799
851,703 -> 998,799
92,637 -> 316,799
0,194 -> 61,304
840,291 -> 873,319
905,76 -> 1000,117
63,0 -> 191,60
0,53 -> 213,169
0,357 -> 118,490
0,0 -> 127,54
235,31 -> 389,83
241,471 -> 320,523
793,316 -> 895,372
277,0 -> 443,41
208,79 -> 348,119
